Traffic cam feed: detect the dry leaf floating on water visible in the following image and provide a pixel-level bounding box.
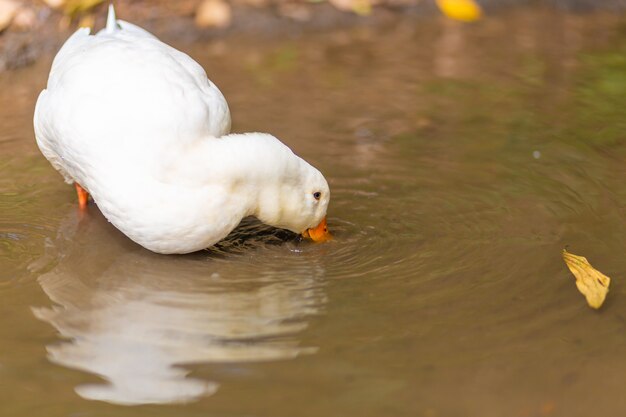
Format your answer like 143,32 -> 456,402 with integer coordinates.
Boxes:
562,249 -> 610,309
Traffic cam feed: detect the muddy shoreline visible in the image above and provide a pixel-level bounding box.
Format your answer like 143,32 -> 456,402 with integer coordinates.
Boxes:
0,3 -> 388,72
0,0 -> 623,73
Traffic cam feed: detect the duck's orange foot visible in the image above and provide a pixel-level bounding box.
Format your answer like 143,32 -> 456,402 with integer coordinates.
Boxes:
75,183 -> 90,210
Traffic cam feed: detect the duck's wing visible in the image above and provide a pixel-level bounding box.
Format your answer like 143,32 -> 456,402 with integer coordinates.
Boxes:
34,6 -> 231,180
34,27 -> 94,184
98,5 -> 232,139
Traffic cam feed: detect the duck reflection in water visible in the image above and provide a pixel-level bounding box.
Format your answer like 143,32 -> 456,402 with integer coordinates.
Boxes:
32,210 -> 326,405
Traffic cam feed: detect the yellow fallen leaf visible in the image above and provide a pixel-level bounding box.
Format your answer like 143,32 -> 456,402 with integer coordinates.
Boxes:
78,12 -> 95,29
562,249 -> 610,309
351,0 -> 372,16
329,0 -> 371,16
435,0 -> 482,22
63,0 -> 104,18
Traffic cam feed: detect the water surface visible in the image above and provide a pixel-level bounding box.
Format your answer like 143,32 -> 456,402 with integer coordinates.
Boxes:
2,8 -> 626,417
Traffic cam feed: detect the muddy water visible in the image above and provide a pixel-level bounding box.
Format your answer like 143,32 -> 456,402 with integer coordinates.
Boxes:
2,8 -> 626,417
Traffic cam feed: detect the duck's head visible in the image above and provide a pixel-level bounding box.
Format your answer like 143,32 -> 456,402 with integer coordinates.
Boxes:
247,134 -> 331,242
295,165 -> 331,242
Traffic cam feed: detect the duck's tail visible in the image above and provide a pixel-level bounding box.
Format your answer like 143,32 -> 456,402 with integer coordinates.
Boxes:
99,3 -> 158,40
105,4 -> 118,34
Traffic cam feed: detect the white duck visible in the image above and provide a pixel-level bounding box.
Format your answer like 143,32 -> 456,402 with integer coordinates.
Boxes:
34,6 -> 330,254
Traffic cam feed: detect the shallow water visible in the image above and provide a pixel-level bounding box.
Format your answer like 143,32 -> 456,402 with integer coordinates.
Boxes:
2,8 -> 626,417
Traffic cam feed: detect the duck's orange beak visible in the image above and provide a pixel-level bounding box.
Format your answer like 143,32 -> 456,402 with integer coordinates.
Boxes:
302,217 -> 331,242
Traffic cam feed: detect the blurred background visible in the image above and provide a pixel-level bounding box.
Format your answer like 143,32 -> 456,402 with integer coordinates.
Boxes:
0,0 -> 624,71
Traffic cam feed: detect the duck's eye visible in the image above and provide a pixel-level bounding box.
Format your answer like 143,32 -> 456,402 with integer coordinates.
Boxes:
313,191 -> 322,200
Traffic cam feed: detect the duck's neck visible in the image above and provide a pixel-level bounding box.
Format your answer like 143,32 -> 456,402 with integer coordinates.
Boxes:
177,132 -> 305,222
222,133 -> 306,224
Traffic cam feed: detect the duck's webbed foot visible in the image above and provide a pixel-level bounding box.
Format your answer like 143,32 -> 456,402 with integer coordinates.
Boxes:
74,183 -> 90,210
